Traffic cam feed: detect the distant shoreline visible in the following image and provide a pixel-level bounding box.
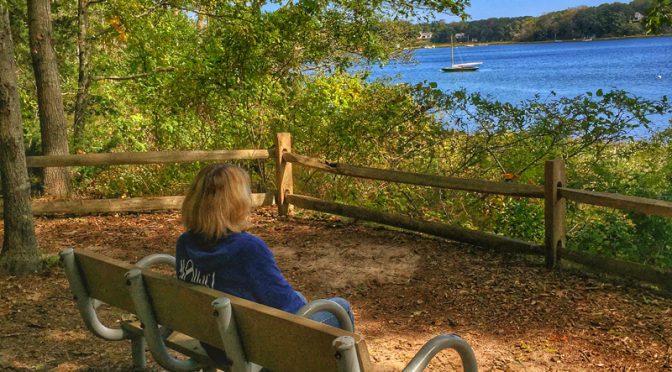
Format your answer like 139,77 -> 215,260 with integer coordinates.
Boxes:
419,34 -> 672,49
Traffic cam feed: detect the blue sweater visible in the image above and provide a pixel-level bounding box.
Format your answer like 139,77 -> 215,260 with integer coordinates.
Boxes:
175,231 -> 306,313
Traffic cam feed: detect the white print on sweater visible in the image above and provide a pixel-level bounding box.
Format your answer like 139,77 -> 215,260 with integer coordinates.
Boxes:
178,259 -> 216,288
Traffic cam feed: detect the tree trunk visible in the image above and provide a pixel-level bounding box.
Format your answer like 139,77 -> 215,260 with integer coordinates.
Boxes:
73,0 -> 90,152
28,0 -> 71,198
0,6 -> 42,275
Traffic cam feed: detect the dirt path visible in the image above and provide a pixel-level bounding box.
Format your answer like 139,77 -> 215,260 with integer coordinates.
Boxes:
1,209 -> 671,371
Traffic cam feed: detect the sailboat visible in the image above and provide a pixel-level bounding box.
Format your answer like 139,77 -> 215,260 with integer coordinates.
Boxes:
441,35 -> 482,72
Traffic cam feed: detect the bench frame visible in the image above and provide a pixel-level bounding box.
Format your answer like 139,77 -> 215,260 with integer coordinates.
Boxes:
60,248 -> 478,371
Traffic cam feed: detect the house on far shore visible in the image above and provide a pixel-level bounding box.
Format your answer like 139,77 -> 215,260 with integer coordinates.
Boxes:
632,12 -> 644,22
417,32 -> 433,40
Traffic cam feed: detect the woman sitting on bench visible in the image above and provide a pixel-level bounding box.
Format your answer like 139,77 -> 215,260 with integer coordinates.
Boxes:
176,164 -> 355,363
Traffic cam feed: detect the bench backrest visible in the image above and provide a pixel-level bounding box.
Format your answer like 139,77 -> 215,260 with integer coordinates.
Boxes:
73,250 -> 373,372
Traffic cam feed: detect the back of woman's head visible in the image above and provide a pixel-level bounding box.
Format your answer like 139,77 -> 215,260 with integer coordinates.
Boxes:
181,164 -> 252,242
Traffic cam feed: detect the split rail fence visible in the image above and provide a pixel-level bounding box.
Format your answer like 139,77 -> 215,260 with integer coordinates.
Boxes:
6,132 -> 672,291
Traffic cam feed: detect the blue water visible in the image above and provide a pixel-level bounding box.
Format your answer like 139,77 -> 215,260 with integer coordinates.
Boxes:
368,36 -> 672,127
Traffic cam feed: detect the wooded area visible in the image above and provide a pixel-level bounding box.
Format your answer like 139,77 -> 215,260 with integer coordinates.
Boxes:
418,0 -> 670,43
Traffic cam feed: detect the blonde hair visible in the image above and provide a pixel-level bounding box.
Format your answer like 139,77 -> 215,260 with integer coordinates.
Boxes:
181,164 -> 252,242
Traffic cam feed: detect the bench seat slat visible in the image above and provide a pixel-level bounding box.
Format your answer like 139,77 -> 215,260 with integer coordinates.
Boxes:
75,250 -> 372,372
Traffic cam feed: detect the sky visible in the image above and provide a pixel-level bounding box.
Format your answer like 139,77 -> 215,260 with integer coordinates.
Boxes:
439,0 -> 620,21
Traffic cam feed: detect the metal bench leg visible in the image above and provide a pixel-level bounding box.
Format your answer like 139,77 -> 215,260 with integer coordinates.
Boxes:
62,248 -> 147,369
60,248 -> 128,341
333,336 -> 361,372
402,334 -> 477,372
126,268 -> 210,371
212,297 -> 249,372
131,334 -> 147,370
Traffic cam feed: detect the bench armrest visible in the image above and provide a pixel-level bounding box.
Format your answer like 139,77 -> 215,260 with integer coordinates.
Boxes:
297,299 -> 355,332
402,334 -> 478,372
60,248 -> 128,341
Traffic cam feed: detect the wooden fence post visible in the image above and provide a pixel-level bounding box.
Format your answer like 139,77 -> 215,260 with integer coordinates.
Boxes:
544,159 -> 566,269
274,133 -> 293,217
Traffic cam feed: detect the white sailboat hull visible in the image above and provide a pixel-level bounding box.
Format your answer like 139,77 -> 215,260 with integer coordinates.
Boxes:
452,62 -> 482,68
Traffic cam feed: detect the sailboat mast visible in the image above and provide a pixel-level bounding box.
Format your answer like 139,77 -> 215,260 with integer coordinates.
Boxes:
451,34 -> 454,65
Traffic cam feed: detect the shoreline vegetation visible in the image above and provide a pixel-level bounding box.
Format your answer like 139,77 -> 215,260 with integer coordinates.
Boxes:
416,33 -> 672,49
413,0 -> 671,46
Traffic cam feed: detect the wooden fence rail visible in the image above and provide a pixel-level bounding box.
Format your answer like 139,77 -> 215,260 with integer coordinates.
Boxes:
562,249 -> 672,292
26,149 -> 271,167
12,149 -> 275,216
558,187 -> 672,218
286,194 -> 543,255
283,153 -> 545,198
0,193 -> 274,217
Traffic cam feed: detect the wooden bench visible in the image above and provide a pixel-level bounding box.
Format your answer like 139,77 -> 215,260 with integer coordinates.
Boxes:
60,248 -> 478,371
